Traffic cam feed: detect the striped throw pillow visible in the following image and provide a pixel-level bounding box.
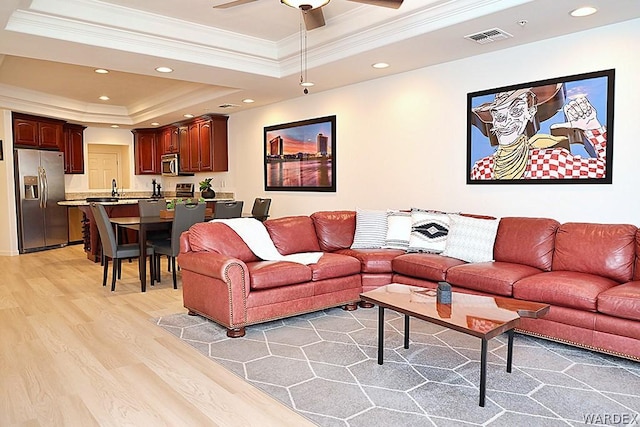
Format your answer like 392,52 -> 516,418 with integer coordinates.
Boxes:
350,209 -> 388,249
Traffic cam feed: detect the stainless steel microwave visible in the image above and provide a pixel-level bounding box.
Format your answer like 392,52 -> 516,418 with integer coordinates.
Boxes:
161,154 -> 193,176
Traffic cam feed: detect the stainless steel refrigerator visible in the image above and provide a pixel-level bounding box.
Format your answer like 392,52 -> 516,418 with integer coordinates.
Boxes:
15,148 -> 68,253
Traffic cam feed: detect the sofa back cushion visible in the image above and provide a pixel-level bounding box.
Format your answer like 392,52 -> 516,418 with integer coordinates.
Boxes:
494,217 -> 560,271
311,211 -> 356,252
264,216 -> 322,255
186,222 -> 259,262
552,222 -> 637,283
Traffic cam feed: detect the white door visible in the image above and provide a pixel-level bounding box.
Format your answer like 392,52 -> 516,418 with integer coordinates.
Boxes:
88,152 -> 119,189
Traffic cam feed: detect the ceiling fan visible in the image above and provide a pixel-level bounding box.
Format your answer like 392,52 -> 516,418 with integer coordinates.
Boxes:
213,0 -> 404,30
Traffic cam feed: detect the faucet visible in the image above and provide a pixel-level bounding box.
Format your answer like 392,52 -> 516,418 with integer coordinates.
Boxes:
111,179 -> 118,197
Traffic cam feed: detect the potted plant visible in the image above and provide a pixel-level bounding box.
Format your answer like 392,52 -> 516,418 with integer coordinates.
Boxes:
199,178 -> 216,199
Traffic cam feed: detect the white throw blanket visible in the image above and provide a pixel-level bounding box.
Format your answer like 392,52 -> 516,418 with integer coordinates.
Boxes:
211,218 -> 323,265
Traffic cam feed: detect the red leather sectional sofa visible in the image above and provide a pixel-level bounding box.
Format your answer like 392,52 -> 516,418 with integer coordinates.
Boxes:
178,211 -> 640,360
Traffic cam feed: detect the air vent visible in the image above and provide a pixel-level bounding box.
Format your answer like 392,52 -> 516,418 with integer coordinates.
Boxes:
218,103 -> 239,109
464,28 -> 513,44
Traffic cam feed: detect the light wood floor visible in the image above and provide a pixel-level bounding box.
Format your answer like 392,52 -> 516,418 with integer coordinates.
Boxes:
0,245 -> 315,427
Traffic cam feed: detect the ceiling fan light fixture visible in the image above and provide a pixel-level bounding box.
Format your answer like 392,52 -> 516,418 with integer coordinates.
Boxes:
300,81 -> 314,87
281,0 -> 329,10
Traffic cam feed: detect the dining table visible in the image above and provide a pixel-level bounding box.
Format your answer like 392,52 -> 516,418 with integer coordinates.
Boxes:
109,216 -> 173,292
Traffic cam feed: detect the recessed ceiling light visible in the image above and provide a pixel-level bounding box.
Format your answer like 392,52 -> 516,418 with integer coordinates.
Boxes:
94,68 -> 109,74
570,6 -> 597,17
372,62 -> 390,69
300,81 -> 314,87
242,98 -> 255,103
98,95 -> 110,101
183,114 -> 194,118
155,66 -> 173,73
110,125 -> 119,128
150,122 -> 160,126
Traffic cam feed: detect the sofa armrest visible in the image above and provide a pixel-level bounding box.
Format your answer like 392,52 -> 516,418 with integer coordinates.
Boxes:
179,251 -> 245,282
178,251 -> 251,329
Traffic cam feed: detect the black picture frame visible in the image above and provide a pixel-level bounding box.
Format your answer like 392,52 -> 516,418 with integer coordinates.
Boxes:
0,140 -> 3,160
264,115 -> 336,192
467,69 -> 614,184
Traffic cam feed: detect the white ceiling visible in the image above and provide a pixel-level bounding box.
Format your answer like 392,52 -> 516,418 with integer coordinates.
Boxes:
0,0 -> 638,128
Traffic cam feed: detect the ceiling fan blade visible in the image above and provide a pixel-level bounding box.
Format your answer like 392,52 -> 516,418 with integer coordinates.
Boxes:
303,8 -> 326,30
212,0 -> 258,9
347,0 -> 403,9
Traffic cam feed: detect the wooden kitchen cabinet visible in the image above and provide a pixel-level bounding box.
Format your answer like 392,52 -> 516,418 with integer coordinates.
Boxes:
13,112 -> 64,150
62,123 -> 86,174
134,114 -> 227,174
178,126 -> 188,172
160,125 -> 180,154
181,115 -> 228,172
132,129 -> 160,174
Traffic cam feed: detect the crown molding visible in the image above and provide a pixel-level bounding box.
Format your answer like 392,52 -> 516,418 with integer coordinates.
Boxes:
6,10 -> 282,78
278,0 -> 532,76
9,0 -> 532,79
0,82 -> 241,125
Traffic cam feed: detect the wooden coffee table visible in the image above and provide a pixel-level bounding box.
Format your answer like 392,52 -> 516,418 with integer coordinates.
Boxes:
360,283 -> 550,407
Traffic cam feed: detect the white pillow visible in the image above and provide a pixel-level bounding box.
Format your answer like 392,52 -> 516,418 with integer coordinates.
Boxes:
442,214 -> 500,262
383,210 -> 412,250
350,209 -> 388,249
408,209 -> 450,253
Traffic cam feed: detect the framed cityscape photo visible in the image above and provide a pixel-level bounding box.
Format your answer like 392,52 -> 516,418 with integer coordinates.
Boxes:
264,115 -> 336,192
467,69 -> 614,184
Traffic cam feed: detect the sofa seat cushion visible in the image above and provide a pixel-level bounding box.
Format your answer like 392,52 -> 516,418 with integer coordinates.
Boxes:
446,262 -> 543,297
248,261 -> 312,290
597,281 -> 640,321
310,253 -> 361,281
513,271 -> 618,312
336,248 -> 405,273
392,253 -> 466,282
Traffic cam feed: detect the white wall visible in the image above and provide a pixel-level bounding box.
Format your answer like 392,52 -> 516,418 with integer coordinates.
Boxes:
228,19 -> 640,225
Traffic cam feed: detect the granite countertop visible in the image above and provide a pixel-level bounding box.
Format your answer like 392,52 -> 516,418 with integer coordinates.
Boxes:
59,191 -> 234,207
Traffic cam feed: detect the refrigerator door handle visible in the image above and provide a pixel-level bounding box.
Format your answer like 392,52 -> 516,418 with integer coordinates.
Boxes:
39,166 -> 48,209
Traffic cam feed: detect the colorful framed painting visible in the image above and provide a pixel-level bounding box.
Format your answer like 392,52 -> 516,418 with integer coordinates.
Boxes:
264,115 -> 336,192
467,69 -> 614,184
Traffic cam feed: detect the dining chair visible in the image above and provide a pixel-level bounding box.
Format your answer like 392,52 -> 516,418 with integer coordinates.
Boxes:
139,199 -> 171,273
138,198 -> 166,216
213,200 -> 244,219
90,203 -> 154,291
248,197 -> 271,221
150,202 -> 205,289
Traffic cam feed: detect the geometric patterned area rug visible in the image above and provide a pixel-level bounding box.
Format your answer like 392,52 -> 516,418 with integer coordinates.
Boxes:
156,307 -> 640,426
